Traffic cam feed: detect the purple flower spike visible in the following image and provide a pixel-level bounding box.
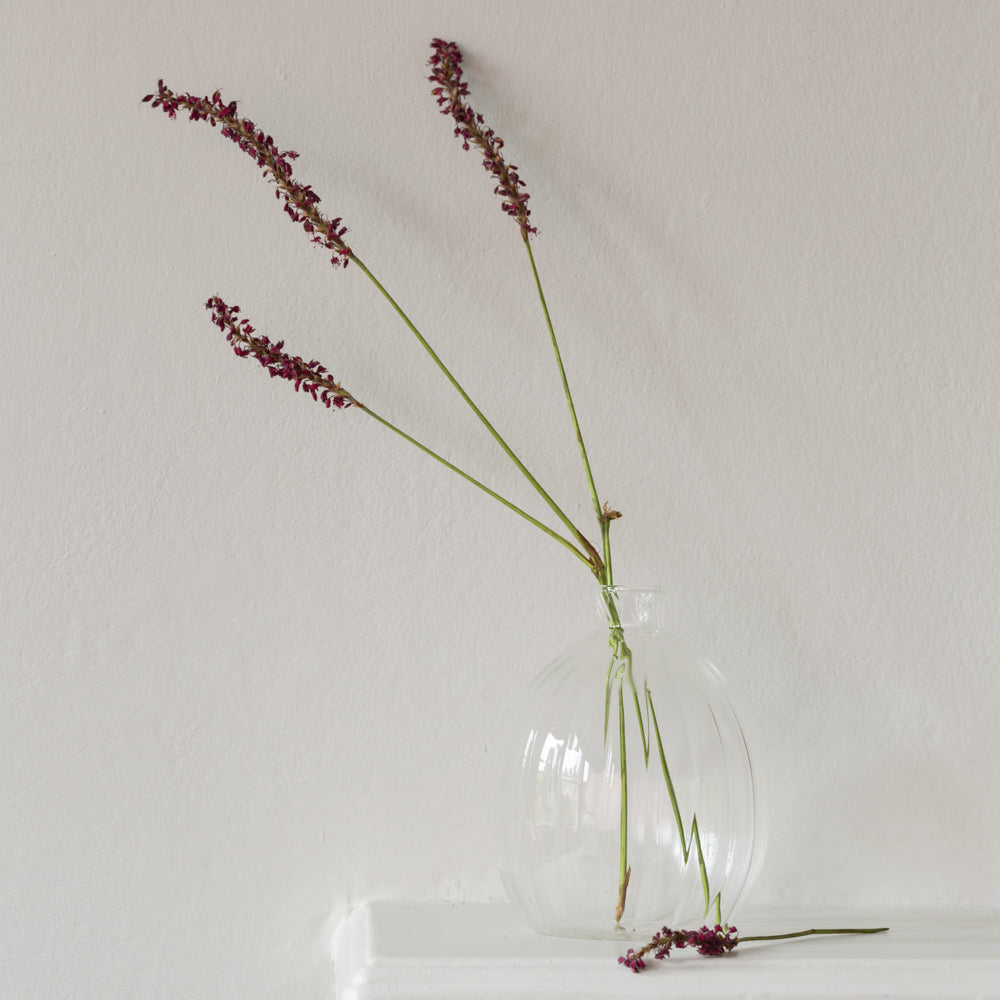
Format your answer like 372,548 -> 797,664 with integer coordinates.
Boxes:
617,948 -> 646,973
206,296 -> 356,410
143,82 -> 353,268
428,39 -> 537,241
618,925 -> 739,973
689,924 -> 739,957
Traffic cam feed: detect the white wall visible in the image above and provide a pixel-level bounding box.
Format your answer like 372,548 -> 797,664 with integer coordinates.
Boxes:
3,1 -> 998,996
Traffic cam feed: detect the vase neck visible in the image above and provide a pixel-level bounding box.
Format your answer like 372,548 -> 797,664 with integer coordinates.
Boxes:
598,587 -> 665,633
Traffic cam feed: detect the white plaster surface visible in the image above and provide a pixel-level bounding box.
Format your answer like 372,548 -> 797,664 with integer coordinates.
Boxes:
333,902 -> 1000,999
2,2 -> 998,997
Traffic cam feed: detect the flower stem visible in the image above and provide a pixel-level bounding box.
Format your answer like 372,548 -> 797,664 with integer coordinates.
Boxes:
356,403 -> 594,569
208,296 -> 594,569
351,254 -> 605,575
615,681 -> 629,924
600,594 -> 633,924
524,240 -> 604,526
739,927 -> 890,942
600,517 -> 614,588
620,925 -> 889,973
647,690 -> 721,923
598,589 -> 724,927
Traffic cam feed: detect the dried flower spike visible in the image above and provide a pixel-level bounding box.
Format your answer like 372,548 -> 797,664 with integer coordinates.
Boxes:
618,923 -> 890,974
143,82 -> 353,268
206,296 -> 356,409
618,925 -> 739,973
428,39 -> 537,240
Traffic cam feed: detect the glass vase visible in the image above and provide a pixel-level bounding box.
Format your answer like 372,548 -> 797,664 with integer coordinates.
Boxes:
498,587 -> 766,939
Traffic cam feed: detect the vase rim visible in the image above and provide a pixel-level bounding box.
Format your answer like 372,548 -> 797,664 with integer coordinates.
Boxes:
598,585 -> 663,592
597,587 -> 665,630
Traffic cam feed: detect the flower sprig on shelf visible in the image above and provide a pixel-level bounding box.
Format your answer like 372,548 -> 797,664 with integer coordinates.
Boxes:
619,924 -> 739,971
619,924 -> 889,974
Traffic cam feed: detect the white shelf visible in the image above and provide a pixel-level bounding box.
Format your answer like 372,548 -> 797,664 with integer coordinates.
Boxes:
333,901 -> 1000,999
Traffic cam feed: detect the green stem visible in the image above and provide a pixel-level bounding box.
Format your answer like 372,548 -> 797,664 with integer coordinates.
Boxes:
601,595 -> 627,743
524,240 -> 616,582
627,659 -> 648,765
601,594 -> 721,925
600,596 -> 633,924
739,927 -> 890,942
615,682 -> 629,924
356,403 -> 593,569
351,254 -> 604,574
600,518 -> 613,588
603,644 -> 618,743
524,240 -> 603,524
647,690 -> 721,922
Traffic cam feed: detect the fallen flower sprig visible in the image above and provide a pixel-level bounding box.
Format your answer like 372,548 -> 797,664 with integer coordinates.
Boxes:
619,924 -> 889,973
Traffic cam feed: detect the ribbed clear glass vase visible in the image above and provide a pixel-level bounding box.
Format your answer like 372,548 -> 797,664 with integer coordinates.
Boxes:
498,587 -> 766,939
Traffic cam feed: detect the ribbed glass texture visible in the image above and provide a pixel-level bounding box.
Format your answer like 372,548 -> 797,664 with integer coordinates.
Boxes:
498,588 -> 766,939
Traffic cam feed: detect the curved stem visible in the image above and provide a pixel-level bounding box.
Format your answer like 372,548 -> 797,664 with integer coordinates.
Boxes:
647,690 -> 721,922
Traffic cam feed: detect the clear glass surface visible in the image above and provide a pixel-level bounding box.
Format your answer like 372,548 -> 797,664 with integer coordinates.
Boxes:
498,588 -> 766,939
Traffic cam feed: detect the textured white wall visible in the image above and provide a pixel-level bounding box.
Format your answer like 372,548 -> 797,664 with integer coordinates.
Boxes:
3,1 -> 999,996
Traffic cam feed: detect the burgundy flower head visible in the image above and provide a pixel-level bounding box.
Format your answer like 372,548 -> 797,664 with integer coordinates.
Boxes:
206,296 -> 356,410
143,82 -> 353,268
428,39 -> 537,240
619,925 -> 739,973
